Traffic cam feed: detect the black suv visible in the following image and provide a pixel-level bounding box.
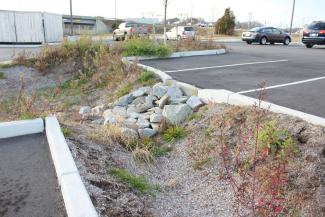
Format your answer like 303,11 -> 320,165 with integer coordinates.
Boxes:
302,21 -> 325,48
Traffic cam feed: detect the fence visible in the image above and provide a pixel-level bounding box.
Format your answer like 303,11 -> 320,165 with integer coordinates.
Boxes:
0,10 -> 63,43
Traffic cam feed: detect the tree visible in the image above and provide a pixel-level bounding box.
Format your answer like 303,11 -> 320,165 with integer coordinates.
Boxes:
215,8 -> 236,35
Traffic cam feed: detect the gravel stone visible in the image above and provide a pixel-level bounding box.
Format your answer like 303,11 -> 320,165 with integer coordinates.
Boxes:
152,83 -> 168,98
150,113 -> 162,123
136,117 -> 150,129
132,87 -> 151,97
115,94 -> 133,107
79,106 -> 91,115
138,128 -> 158,138
166,86 -> 183,99
186,96 -> 204,111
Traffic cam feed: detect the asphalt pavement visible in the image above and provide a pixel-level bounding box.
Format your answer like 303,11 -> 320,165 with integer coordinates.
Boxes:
141,42 -> 325,118
0,133 -> 66,217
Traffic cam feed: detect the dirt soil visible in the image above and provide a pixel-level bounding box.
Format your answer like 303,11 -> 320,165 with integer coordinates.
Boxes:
66,103 -> 325,217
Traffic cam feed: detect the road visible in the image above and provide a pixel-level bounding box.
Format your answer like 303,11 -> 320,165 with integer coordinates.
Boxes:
141,42 -> 325,118
0,133 -> 66,217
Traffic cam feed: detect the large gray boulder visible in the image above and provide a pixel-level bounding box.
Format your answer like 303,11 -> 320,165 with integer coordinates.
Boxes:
115,94 -> 133,107
166,86 -> 183,99
120,127 -> 139,140
135,102 -> 154,113
168,96 -> 189,105
136,117 -> 150,129
150,113 -> 162,123
79,106 -> 91,115
131,96 -> 145,105
186,96 -> 204,111
138,128 -> 158,138
152,83 -> 168,98
162,104 -> 193,125
103,109 -> 117,125
112,106 -> 128,118
132,86 -> 151,97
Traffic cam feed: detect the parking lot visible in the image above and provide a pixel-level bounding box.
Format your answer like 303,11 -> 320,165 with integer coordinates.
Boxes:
141,42 -> 325,118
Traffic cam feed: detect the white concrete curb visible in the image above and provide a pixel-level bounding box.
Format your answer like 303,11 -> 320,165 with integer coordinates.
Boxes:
125,48 -> 226,61
137,63 -> 172,83
198,89 -> 325,127
45,116 -> 98,217
0,118 -> 44,139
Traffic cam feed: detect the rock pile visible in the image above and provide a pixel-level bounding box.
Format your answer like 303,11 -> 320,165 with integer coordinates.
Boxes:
79,83 -> 204,139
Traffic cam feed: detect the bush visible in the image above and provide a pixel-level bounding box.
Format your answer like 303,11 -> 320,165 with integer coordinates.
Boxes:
0,71 -> 5,80
215,8 -> 236,35
122,38 -> 172,57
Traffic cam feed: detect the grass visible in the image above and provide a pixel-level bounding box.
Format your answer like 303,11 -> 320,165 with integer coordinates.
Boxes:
153,145 -> 173,157
116,82 -> 133,98
0,71 -> 5,79
188,113 -> 202,121
62,127 -> 72,137
138,70 -> 155,85
163,125 -> 187,142
122,38 -> 173,58
109,168 -> 155,194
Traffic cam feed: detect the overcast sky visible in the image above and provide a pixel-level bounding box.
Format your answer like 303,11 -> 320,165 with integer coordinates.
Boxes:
0,0 -> 324,28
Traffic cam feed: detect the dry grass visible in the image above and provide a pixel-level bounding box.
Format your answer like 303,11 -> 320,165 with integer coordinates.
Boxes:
87,124 -> 126,146
169,38 -> 226,52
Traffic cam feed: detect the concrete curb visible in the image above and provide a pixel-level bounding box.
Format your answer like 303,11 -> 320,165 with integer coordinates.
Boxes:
0,60 -> 14,65
137,63 -> 172,83
45,116 -> 98,217
198,89 -> 325,127
125,48 -> 226,61
0,118 -> 44,139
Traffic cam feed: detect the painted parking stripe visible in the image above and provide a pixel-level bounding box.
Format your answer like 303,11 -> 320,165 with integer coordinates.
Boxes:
164,60 -> 289,73
237,76 -> 325,94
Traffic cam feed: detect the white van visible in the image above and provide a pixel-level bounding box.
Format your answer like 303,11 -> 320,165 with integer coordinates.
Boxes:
166,26 -> 196,40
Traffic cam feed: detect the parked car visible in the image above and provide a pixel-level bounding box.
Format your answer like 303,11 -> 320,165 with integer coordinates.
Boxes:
166,26 -> 196,40
302,21 -> 325,48
242,27 -> 291,45
113,22 -> 149,41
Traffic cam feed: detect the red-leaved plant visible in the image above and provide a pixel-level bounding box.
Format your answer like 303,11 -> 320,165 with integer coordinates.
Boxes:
218,87 -> 297,217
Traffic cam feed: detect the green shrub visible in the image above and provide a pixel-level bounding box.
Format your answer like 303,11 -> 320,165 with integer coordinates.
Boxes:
109,168 -> 154,194
122,38 -> 172,57
153,145 -> 173,157
138,70 -> 155,85
163,126 -> 187,142
62,127 -> 72,137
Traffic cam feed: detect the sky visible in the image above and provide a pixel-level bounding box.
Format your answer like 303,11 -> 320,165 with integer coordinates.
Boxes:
0,0 -> 324,28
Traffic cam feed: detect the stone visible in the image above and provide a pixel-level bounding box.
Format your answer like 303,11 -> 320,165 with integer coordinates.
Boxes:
135,102 -> 154,113
127,105 -> 137,114
151,123 -> 161,132
152,83 -> 168,98
112,106 -> 128,118
136,117 -> 150,129
115,94 -> 133,107
150,113 -> 162,123
131,96 -> 145,105
128,112 -> 140,119
157,94 -> 169,109
103,110 -> 117,125
147,107 -> 162,114
138,128 -> 158,138
91,104 -> 105,116
120,127 -> 139,140
140,112 -> 154,120
168,96 -> 189,105
166,86 -> 183,99
186,96 -> 204,111
124,118 -> 137,124
91,118 -> 104,125
79,106 -> 91,115
145,95 -> 157,104
162,104 -> 193,125
132,87 -> 151,97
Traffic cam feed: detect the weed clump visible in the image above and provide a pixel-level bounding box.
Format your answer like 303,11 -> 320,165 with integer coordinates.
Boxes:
0,72 -> 5,80
109,168 -> 155,194
138,70 -> 155,85
163,125 -> 187,142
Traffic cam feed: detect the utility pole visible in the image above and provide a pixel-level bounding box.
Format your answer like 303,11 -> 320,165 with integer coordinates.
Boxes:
114,0 -> 117,20
163,0 -> 168,44
289,0 -> 296,35
69,0 -> 73,36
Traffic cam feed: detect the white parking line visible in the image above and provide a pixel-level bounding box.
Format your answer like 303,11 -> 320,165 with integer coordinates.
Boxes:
164,60 -> 289,73
237,76 -> 325,94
